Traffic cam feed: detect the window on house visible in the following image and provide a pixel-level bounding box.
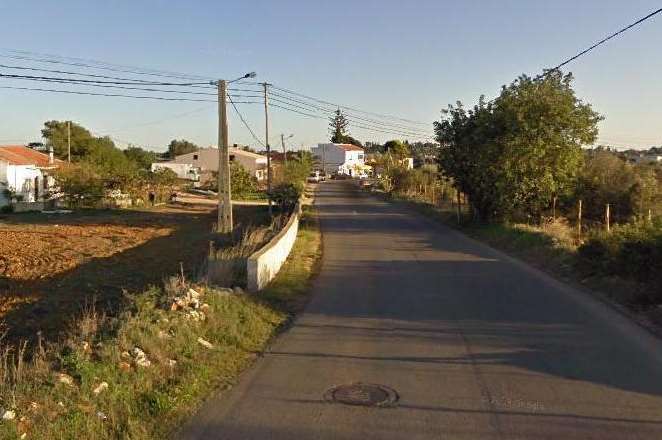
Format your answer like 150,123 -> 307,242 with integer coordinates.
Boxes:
193,154 -> 199,160
358,154 -> 364,160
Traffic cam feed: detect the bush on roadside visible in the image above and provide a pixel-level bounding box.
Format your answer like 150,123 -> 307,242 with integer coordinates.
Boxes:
577,221 -> 662,305
269,183 -> 301,211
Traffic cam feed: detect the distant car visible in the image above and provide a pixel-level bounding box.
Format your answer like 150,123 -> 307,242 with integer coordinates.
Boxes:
307,171 -> 322,183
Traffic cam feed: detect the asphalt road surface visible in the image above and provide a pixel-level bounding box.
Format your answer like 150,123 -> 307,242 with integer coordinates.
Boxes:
180,180 -> 662,440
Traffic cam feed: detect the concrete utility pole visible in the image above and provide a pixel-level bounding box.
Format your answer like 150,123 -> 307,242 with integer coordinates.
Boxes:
262,82 -> 273,215
281,134 -> 287,166
281,133 -> 293,167
212,71 -> 256,233
67,121 -> 71,163
217,79 -> 232,233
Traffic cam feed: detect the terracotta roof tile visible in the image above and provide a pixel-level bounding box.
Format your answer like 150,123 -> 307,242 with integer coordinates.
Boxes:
0,145 -> 61,167
335,144 -> 364,151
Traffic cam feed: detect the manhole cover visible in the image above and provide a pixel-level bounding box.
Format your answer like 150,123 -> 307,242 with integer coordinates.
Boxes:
324,383 -> 399,407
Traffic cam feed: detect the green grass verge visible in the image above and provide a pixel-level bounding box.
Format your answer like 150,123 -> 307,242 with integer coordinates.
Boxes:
0,208 -> 321,439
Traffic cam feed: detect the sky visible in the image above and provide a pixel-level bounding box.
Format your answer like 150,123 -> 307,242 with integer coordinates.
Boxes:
0,0 -> 661,152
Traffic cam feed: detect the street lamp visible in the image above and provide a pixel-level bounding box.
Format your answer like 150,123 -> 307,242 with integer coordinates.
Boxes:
281,133 -> 294,165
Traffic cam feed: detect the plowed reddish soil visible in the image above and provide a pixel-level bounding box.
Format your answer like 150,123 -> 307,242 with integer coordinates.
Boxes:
0,202 -> 267,342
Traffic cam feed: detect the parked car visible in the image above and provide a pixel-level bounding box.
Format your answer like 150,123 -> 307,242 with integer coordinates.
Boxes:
307,171 -> 322,183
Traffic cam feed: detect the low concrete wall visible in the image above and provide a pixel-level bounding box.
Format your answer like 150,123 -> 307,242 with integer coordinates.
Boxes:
247,204 -> 301,291
13,201 -> 47,212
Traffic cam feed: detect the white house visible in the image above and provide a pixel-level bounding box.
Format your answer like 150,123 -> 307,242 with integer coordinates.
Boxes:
635,154 -> 662,165
311,143 -> 367,176
156,146 -> 268,181
0,145 -> 60,207
150,162 -> 200,182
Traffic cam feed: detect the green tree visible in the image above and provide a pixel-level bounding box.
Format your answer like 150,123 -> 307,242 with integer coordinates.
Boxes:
575,150 -> 661,222
384,140 -> 410,159
167,139 -> 199,158
230,163 -> 258,198
343,135 -> 364,148
124,146 -> 159,170
53,163 -> 105,207
435,71 -> 602,220
329,109 -> 350,143
41,120 -> 116,161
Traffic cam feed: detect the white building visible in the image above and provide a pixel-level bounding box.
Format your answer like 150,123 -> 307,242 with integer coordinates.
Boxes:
0,145 -> 60,207
157,146 -> 268,181
635,154 -> 662,165
150,162 -> 200,181
311,143 -> 367,176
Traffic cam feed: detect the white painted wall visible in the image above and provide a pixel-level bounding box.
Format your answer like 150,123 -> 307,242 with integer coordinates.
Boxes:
0,163 -> 45,205
246,206 -> 300,291
312,144 -> 366,175
151,162 -> 200,181
168,147 -> 267,180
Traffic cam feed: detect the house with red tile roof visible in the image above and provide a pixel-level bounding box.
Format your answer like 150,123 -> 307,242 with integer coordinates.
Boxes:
0,145 -> 61,207
311,143 -> 368,177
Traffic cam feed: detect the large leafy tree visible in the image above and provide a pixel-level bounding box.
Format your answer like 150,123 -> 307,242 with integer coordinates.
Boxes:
167,139 -> 199,158
124,146 -> 159,170
42,120 -> 116,162
435,71 -> 602,220
384,140 -> 410,159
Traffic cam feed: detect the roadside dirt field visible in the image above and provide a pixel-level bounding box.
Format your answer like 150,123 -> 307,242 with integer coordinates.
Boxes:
0,202 -> 269,342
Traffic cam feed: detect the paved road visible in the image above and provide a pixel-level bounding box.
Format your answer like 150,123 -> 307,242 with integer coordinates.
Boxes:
180,180 -> 662,439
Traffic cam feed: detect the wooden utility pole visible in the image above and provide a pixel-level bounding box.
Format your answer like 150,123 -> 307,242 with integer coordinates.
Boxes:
281,134 -> 287,166
605,203 -> 611,232
67,121 -> 71,163
262,82 -> 273,215
217,79 -> 232,233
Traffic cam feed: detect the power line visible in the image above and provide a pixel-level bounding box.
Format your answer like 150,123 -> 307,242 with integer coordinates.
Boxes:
0,62 -> 188,84
0,85 -> 217,102
269,101 -> 434,140
543,7 -> 662,76
2,76 -> 220,96
270,84 -> 429,126
0,62 -> 225,92
0,72 -> 209,86
267,93 -> 432,136
0,49 -> 213,81
227,94 -> 265,147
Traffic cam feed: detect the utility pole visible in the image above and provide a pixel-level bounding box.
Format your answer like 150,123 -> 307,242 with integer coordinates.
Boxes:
262,82 -> 273,215
67,121 -> 71,163
281,134 -> 287,166
217,79 -> 232,233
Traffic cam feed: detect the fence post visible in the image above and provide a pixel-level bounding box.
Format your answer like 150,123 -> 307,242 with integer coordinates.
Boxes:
552,196 -> 557,220
605,203 -> 610,232
577,199 -> 583,241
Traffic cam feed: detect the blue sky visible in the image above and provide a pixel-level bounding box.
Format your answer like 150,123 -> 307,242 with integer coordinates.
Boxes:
0,0 -> 660,151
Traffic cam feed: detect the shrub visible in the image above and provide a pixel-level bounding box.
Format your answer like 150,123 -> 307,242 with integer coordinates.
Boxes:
269,183 -> 301,211
577,222 -> 662,304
